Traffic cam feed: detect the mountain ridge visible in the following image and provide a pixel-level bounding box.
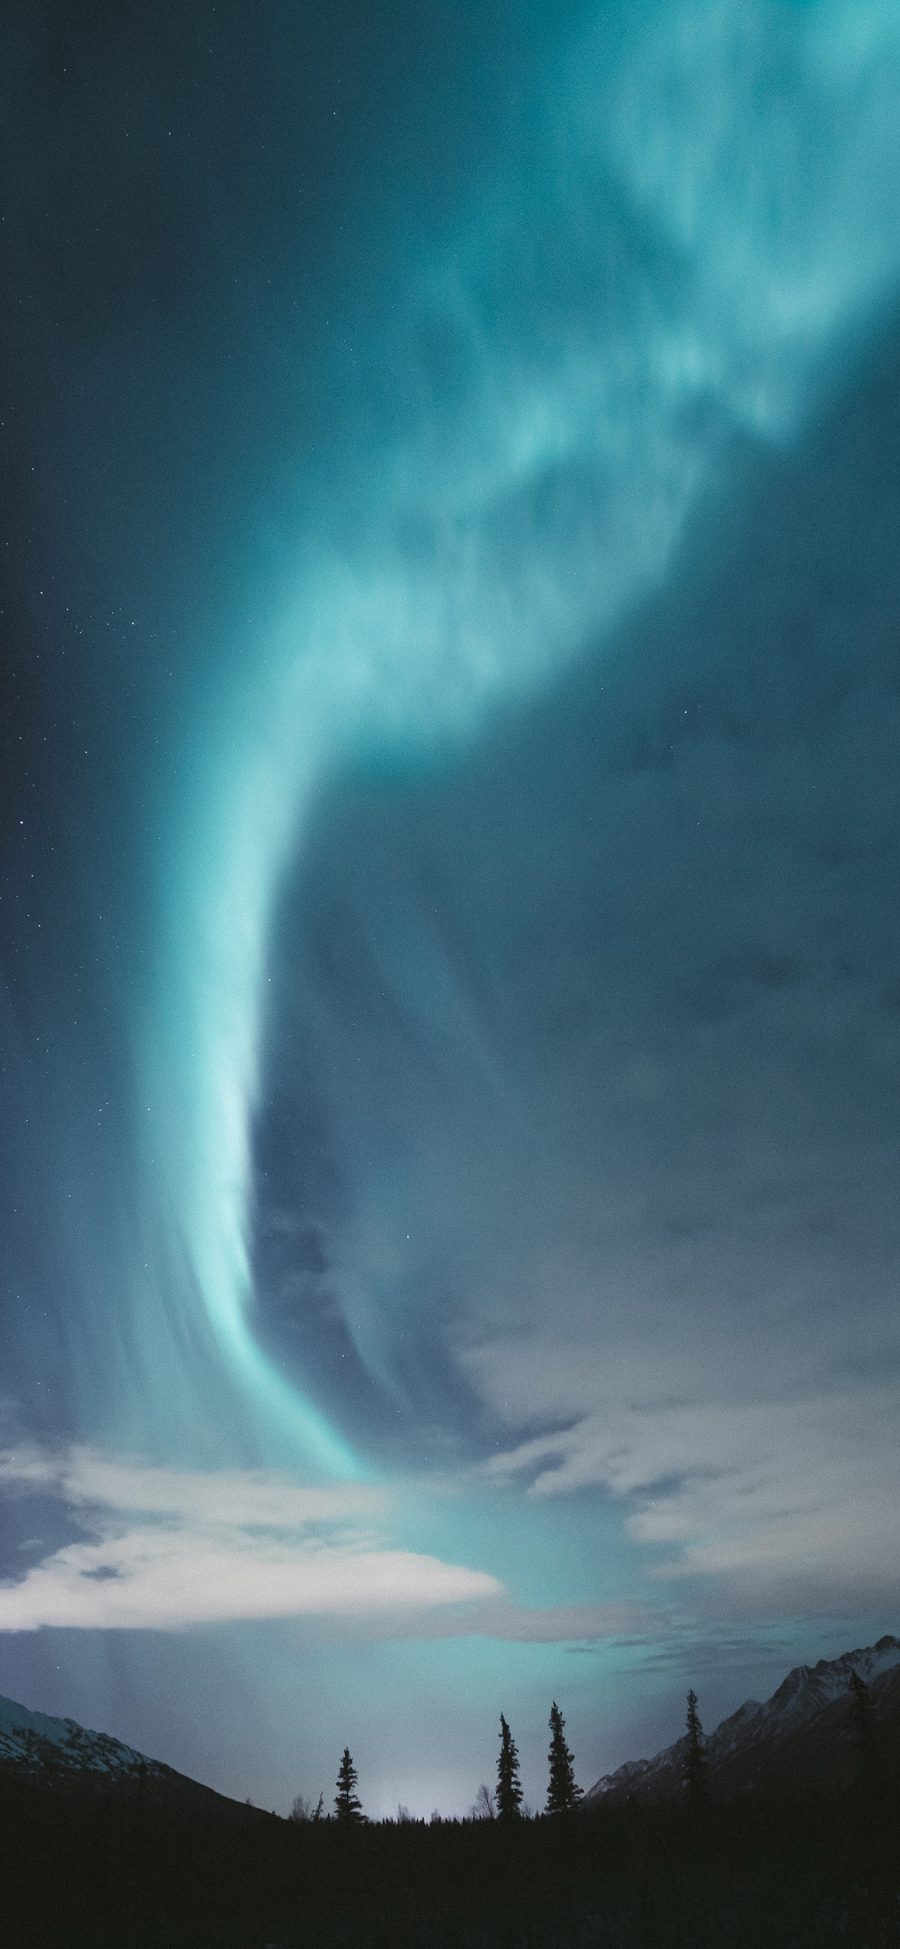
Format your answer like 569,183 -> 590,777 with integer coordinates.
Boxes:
587,1634 -> 900,1804
0,1687 -> 264,1819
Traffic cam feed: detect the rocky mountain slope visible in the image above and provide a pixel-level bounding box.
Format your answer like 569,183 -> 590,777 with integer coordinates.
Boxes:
0,1689 -> 254,1817
587,1635 -> 900,1804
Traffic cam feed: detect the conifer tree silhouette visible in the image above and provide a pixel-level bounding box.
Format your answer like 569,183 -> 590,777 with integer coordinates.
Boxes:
496,1714 -> 523,1820
683,1690 -> 708,1813
545,1701 -> 581,1814
334,1747 -> 364,1824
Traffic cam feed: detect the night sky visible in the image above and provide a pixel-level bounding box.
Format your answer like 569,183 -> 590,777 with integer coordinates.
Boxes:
1,0 -> 899,1818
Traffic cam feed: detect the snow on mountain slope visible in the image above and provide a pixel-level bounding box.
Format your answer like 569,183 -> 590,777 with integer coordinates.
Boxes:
587,1635 -> 900,1804
0,1689 -> 257,1817
765,1636 -> 900,1725
0,1690 -> 171,1793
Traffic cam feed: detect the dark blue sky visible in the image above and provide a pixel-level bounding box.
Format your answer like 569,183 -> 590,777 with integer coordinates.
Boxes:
1,0 -> 899,1815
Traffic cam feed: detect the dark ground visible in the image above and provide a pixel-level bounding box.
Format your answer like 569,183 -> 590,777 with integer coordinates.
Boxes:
1,1771 -> 897,1948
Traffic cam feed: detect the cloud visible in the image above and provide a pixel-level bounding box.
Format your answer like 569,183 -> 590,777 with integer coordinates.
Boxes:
0,1446 -> 660,1644
339,1598 -> 658,1647
0,1445 -> 384,1527
0,1447 -> 499,1632
477,1381 -> 900,1615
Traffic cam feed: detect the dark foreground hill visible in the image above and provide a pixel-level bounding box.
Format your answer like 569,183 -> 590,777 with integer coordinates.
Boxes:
2,1764 -> 898,1949
586,1634 -> 900,1806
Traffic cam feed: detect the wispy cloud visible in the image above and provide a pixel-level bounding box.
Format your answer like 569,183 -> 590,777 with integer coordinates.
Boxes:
0,1446 -> 382,1529
0,1446 -> 500,1631
479,1384 -> 900,1615
339,1598 -> 658,1647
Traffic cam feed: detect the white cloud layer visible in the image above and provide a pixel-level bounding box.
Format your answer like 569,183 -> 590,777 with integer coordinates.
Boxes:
0,1448 -> 499,1632
477,1359 -> 900,1615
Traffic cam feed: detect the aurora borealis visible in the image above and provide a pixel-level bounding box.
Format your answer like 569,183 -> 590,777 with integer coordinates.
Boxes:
1,0 -> 899,1816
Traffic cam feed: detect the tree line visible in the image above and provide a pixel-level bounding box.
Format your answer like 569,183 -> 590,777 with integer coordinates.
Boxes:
301,1690 -> 710,1826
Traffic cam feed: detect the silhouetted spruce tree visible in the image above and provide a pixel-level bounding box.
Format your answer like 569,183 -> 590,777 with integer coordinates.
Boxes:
546,1701 -> 582,1814
683,1690 -> 708,1813
334,1747 -> 364,1824
496,1714 -> 523,1820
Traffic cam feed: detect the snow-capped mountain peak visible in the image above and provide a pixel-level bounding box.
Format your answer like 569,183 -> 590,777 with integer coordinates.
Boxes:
765,1635 -> 900,1729
0,1690 -> 165,1790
